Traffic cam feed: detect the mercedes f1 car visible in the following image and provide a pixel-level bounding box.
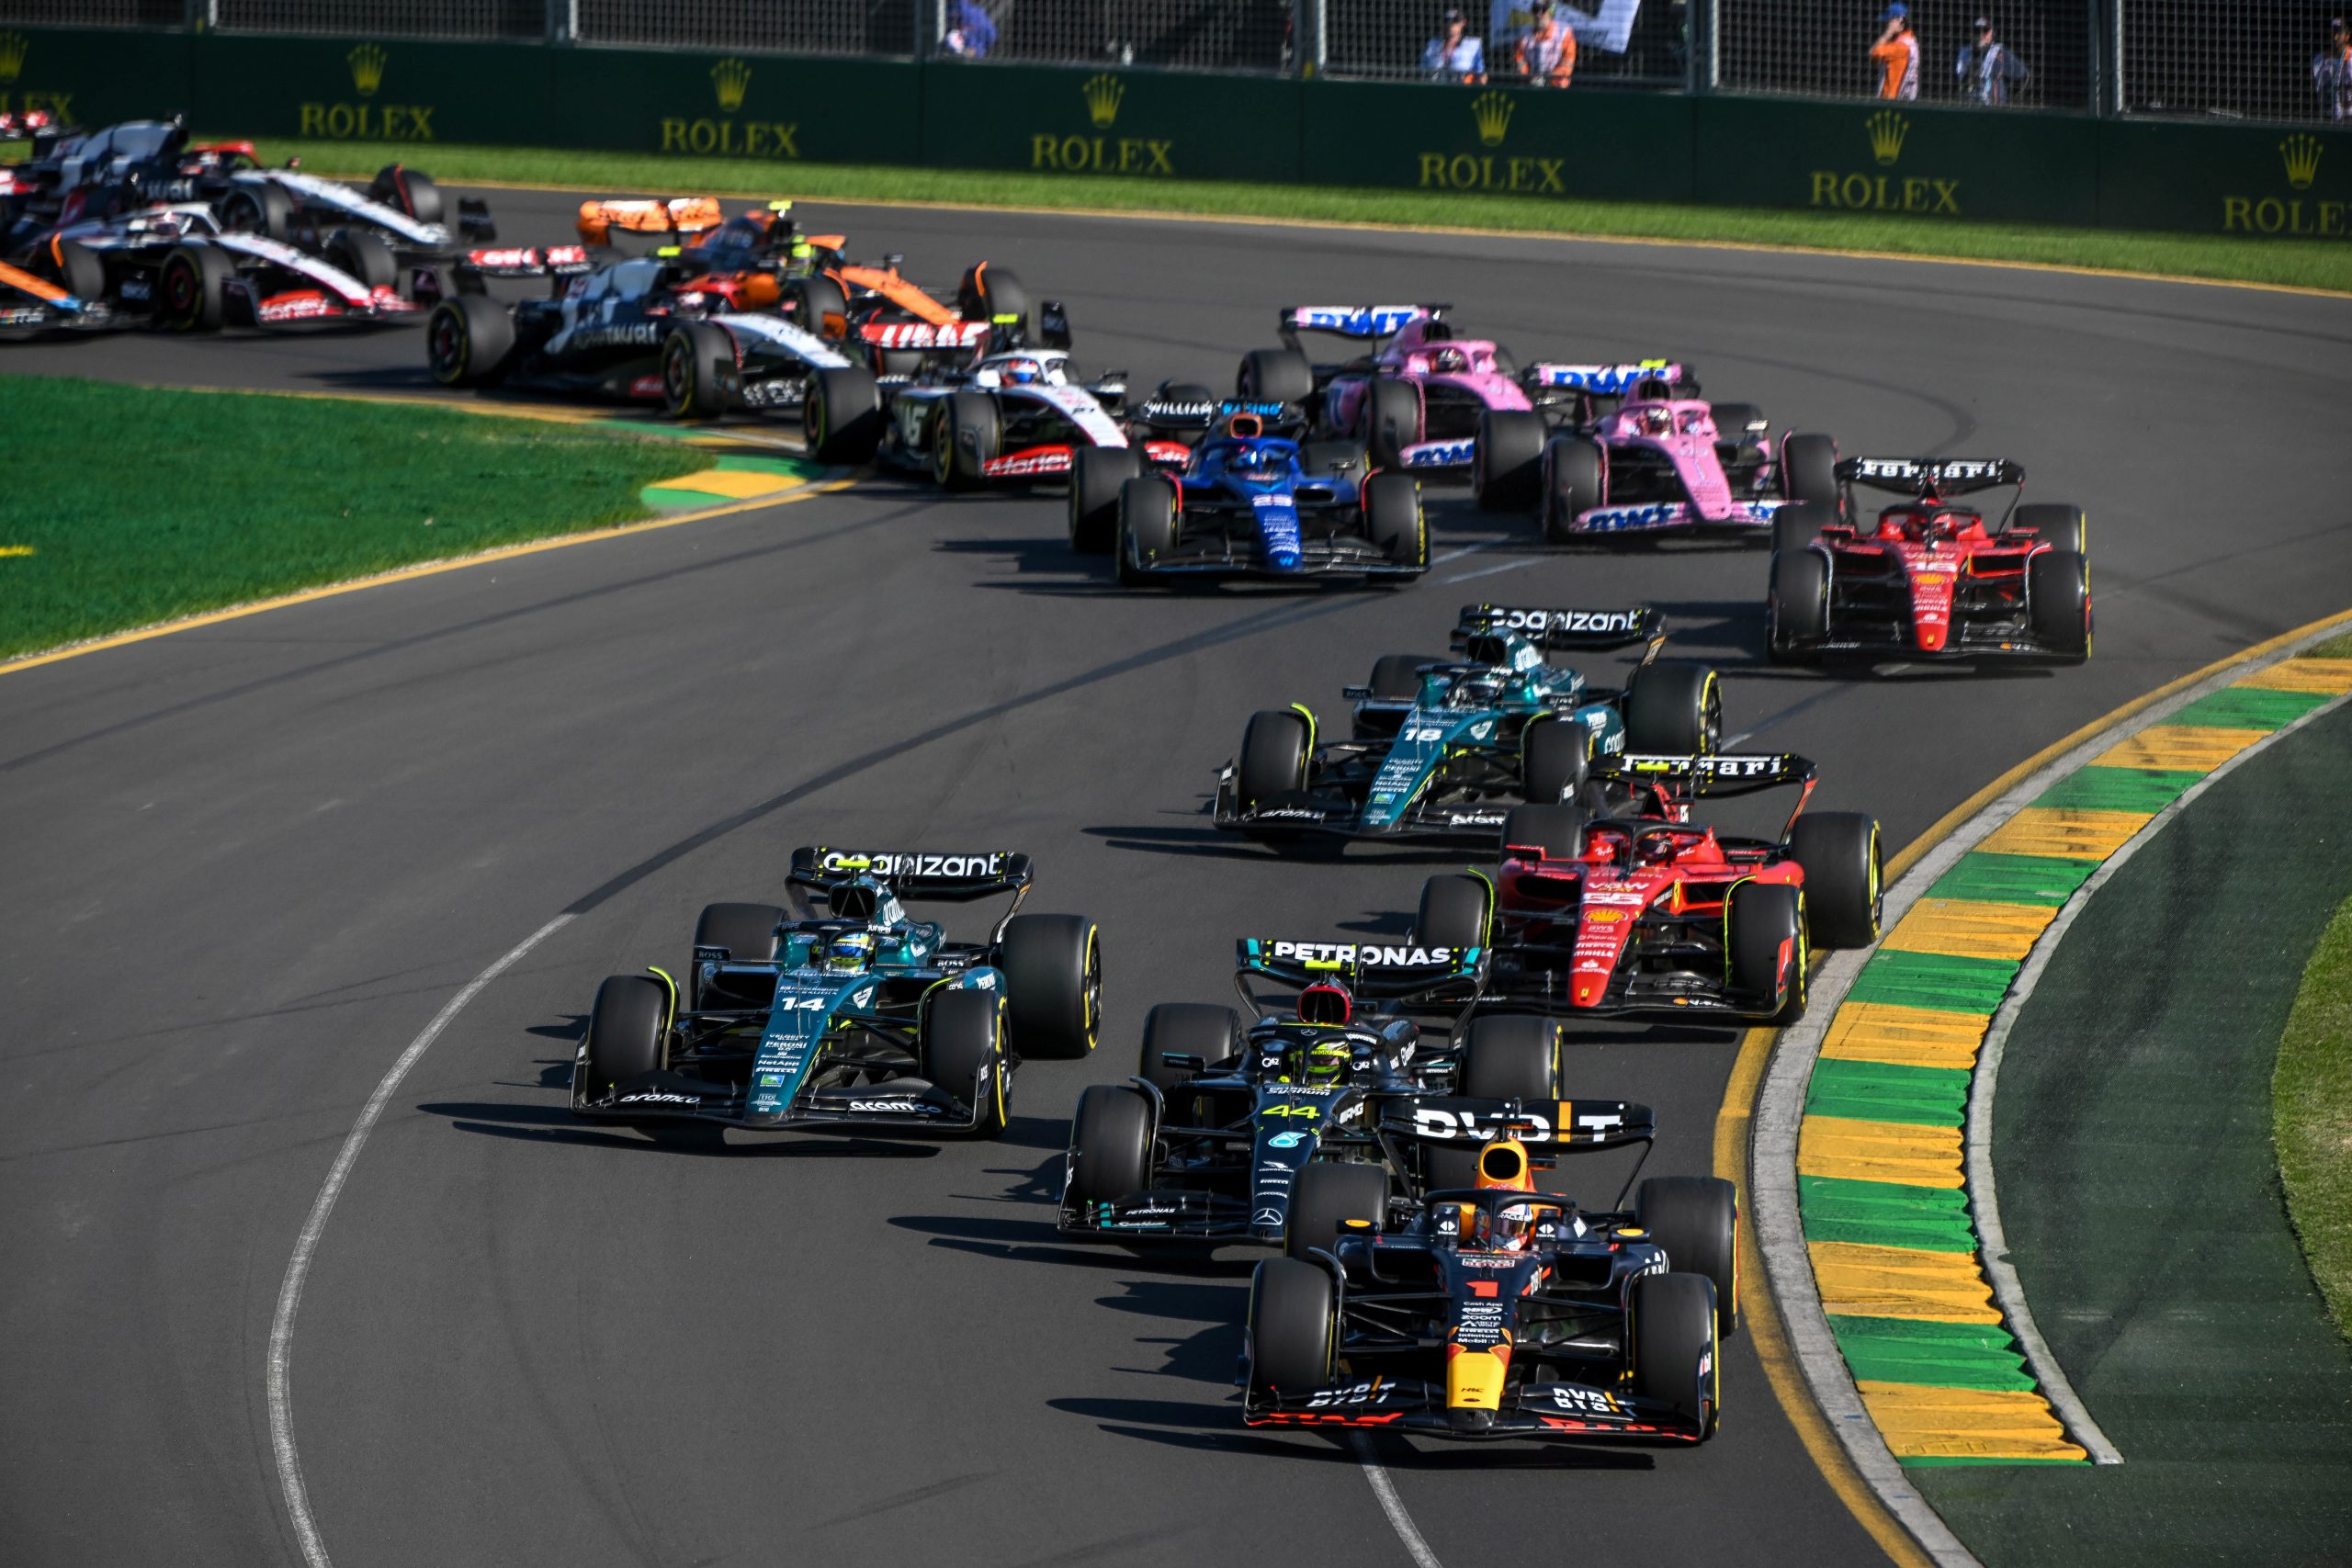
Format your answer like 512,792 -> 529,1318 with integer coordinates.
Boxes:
1093,403 -> 1428,586
1767,457 -> 2090,664
424,248 -> 886,460
1242,1133 -> 1736,1444
571,847 -> 1100,1137
1411,752 -> 1883,1024
1060,939 -> 1521,1250
1212,604 -> 1722,847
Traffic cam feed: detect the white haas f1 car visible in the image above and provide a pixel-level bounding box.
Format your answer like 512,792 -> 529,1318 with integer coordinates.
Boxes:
881,346 -> 1190,490
30,202 -> 418,331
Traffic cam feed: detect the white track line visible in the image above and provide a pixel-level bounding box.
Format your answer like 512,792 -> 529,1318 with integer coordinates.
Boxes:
1436,557 -> 1533,586
1351,1434 -> 1444,1568
266,913 -> 575,1568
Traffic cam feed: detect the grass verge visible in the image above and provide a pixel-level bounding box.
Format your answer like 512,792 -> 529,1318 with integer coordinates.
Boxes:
0,378 -> 711,661
243,136 -> 2352,296
2276,629 -> 2352,1344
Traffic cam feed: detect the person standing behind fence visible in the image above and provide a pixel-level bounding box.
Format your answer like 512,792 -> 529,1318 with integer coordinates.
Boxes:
942,0 -> 995,59
1955,16 -> 2028,105
1871,3 -> 1920,100
1424,7 -> 1487,84
2316,17 -> 2352,120
1515,0 -> 1576,87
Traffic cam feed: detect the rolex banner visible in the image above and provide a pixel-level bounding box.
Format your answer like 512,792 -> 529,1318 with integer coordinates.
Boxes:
917,63 -> 1304,185
1300,80 -> 1690,204
2098,118 -> 2352,239
191,35 -> 555,147
548,50 -> 918,165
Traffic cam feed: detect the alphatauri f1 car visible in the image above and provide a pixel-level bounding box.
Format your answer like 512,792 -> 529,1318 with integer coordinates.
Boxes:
571,848 -> 1100,1137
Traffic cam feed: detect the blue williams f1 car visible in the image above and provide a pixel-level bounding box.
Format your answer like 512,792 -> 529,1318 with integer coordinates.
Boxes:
1212,604 -> 1723,849
571,847 -> 1100,1138
1080,403 -> 1427,586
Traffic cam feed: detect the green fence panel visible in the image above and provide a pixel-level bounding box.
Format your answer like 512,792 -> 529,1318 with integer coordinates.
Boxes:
189,36 -> 553,148
1692,96 -> 2098,225
548,49 -> 921,165
0,26 -> 193,129
1301,79 -> 1693,203
2098,118 -> 2352,239
918,62 -> 1302,184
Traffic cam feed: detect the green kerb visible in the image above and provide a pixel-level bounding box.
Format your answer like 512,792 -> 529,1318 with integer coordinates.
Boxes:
1928,852 -> 2101,907
1826,1314 -> 2036,1391
2033,765 -> 2205,814
2168,687 -> 2331,730
1847,949 -> 2019,1013
1800,1175 -> 1979,1251
1805,1057 -> 1971,1126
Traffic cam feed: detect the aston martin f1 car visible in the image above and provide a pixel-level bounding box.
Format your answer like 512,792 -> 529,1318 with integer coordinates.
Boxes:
1411,752 -> 1883,1024
1059,939 -> 1509,1250
1243,1134 -> 1736,1444
1768,457 -> 2090,664
1091,403 -> 1427,585
571,848 -> 1100,1137
1212,604 -> 1721,848
424,249 -> 885,460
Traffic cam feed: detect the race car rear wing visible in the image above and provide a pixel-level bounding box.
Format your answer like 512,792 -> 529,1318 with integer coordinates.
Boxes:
1134,394 -> 1306,437
1452,604 -> 1666,659
787,847 -> 1036,902
575,196 -> 723,246
1276,303 -> 1442,349
1838,457 -> 2024,496
1523,361 -> 1692,394
1587,752 -> 1819,839
1234,937 -> 1487,1010
454,244 -> 594,281
1382,1096 -> 1657,1153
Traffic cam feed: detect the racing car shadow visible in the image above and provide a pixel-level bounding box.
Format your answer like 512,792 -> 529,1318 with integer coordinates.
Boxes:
423,1100 -> 941,1159
1086,823 -> 1476,867
890,1210 -> 1262,1277
1057,1401 -> 1657,1470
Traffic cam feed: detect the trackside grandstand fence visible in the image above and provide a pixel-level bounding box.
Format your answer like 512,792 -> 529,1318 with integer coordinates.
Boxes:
4,0 -> 2347,121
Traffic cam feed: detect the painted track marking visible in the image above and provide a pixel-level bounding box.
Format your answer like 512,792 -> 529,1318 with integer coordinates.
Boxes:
1351,1435 -> 1444,1568
267,913 -> 575,1568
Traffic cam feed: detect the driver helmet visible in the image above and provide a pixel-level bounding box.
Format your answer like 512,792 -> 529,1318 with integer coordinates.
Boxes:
998,357 -> 1044,385
1284,1035 -> 1353,1085
1430,346 -> 1470,374
1476,1138 -> 1540,1249
1637,404 -> 1675,436
1297,980 -> 1353,1026
824,929 -> 876,974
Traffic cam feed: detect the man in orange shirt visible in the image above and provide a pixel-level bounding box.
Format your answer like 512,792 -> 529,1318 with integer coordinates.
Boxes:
1515,0 -> 1576,87
1871,2 -> 1920,99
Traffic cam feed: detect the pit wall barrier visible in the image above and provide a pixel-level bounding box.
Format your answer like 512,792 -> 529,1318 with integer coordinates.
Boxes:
6,26 -> 2349,239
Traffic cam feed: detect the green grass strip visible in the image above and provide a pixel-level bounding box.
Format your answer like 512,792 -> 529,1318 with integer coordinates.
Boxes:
0,377 -> 712,660
1849,949 -> 2019,1014
220,136 -> 2352,297
1928,852 -> 2101,907
1800,1176 -> 1979,1251
1805,1057 -> 1972,1126
2169,686 -> 2334,731
1826,1314 -> 2036,1391
2032,764 -> 2206,815
2277,888 -> 2352,1344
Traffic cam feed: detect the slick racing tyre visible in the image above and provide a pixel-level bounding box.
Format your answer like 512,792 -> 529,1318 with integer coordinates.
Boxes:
52,239 -> 105,303
1237,708 -> 1310,809
2029,549 -> 2092,660
1237,347 -> 1313,405
1116,476 -> 1179,587
1069,1084 -> 1152,1204
1248,1257 -> 1336,1399
1414,874 -> 1491,951
1069,445 -> 1141,554
922,987 -> 1009,1138
1632,1272 -> 1721,1438
688,902 -> 784,1010
1520,716 -> 1589,804
1286,1161 -> 1388,1261
1366,652 -> 1442,701
1786,812 -> 1883,949
1779,432 -> 1838,506
1137,1002 -> 1241,1101
1728,881 -> 1807,1025
1623,661 -> 1723,755
1362,472 -> 1425,569
1710,401 -> 1767,454
1772,499 -> 1835,554
933,389 -> 1001,490
1298,439 -> 1368,481
217,181 -> 292,240
804,365 -> 883,464
1427,1015 -> 1558,1189
1541,434 -> 1605,544
159,245 -> 232,333
1637,1177 -> 1740,1336
578,973 -> 669,1105
323,228 -> 397,294
662,321 -> 738,419
785,274 -> 848,338
997,912 -> 1101,1060
1500,803 -> 1588,863
2011,502 -> 2087,557
956,262 -> 1027,337
1357,377 -> 1418,470
1473,409 -> 1547,511
1767,547 -> 1828,665
370,164 -> 444,224
425,293 -> 515,387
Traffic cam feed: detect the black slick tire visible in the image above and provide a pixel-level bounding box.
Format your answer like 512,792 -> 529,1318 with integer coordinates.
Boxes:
1786,812 -> 1883,949
1771,499 -> 1835,554
53,239 -> 106,302
1728,881 -> 1807,1025
1542,434 -> 1605,543
1414,874 -> 1491,951
371,164 -> 443,224
578,974 -> 668,1105
425,293 -> 514,387
1637,1176 -> 1740,1336
1501,803 -> 1588,862
1474,408 -> 1546,511
1116,475 -> 1178,586
1767,547 -> 1828,665
805,364 -> 883,463
159,245 -> 231,333
1623,661 -> 1723,754
324,228 -> 396,293
2028,549 -> 2091,660
1362,472 -> 1424,569
956,262 -> 1027,337
662,321 -> 737,419
1285,1160 -> 1387,1261
1779,432 -> 1838,505
786,274 -> 847,337
997,912 -> 1100,1060
1069,1083 -> 1151,1203
2011,502 -> 2086,557
933,389 -> 999,490
1632,1272 -> 1720,1438
1428,1014 -> 1557,1190
1367,652 -> 1441,700
922,987 -> 1009,1137
688,901 -> 784,1010
1137,1001 -> 1240,1101
1237,708 -> 1309,808
1069,446 -> 1141,554
1248,1256 -> 1336,1398
1521,716 -> 1589,804
218,181 -> 291,239
1237,347 -> 1313,404
1358,378 -> 1417,469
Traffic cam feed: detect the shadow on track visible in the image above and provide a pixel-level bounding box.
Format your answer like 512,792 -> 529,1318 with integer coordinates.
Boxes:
423,1100 -> 942,1158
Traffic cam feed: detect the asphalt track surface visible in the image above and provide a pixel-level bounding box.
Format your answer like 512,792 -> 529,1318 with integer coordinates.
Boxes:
4,188 -> 2349,1568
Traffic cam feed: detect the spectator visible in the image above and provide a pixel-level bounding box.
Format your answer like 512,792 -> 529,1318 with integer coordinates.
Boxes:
1870,3 -> 1919,100
1955,16 -> 2028,105
2316,17 -> 2352,120
942,0 -> 995,59
1424,7 -> 1487,83
1515,0 -> 1577,87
